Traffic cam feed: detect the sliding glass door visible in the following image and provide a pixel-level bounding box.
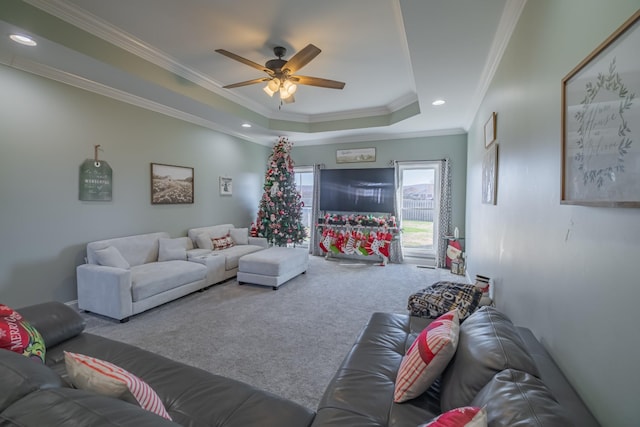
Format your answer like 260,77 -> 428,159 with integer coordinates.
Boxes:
398,162 -> 440,259
293,166 -> 314,247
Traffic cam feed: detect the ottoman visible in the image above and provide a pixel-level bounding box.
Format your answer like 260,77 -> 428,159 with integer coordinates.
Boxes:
237,247 -> 309,290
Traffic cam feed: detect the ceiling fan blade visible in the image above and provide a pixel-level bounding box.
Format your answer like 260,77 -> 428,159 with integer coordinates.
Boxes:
215,49 -> 274,75
222,77 -> 271,89
282,44 -> 321,74
290,75 -> 345,89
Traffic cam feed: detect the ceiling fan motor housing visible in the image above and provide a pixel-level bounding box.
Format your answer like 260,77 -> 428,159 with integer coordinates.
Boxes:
266,46 -> 288,72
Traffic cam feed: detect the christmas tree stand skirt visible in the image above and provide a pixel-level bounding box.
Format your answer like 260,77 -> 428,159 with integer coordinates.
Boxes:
237,247 -> 309,290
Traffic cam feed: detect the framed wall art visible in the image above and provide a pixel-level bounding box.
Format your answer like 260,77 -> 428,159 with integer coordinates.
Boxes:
482,143 -> 498,205
561,10 -> 640,207
484,112 -> 497,148
219,176 -> 232,196
336,147 -> 376,163
150,163 -> 194,204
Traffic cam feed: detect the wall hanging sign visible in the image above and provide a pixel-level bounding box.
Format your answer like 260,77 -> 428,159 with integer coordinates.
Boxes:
561,10 -> 640,207
151,163 -> 194,204
482,143 -> 498,205
336,147 -> 376,163
79,145 -> 112,201
219,176 -> 232,196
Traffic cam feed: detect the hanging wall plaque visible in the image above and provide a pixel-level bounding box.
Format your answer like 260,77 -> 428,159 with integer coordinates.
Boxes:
79,159 -> 112,201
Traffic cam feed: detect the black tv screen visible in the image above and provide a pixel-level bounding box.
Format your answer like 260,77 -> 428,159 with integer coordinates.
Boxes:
319,168 -> 395,213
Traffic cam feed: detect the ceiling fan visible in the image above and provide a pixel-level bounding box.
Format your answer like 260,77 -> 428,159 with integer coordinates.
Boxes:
215,44 -> 345,104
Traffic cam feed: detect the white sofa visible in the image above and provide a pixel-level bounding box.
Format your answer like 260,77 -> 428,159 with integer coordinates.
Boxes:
186,224 -> 268,284
77,232 -> 210,322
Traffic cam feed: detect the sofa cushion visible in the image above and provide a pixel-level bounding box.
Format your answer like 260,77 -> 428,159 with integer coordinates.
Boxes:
65,351 -> 172,420
17,301 -> 86,349
229,227 -> 249,245
0,348 -> 64,412
394,310 -> 460,403
94,246 -> 130,269
1,388 -> 180,426
408,282 -> 482,320
158,238 -> 188,262
0,304 -> 46,363
221,244 -> 265,270
419,406 -> 487,427
86,232 -> 169,267
470,369 -> 571,427
195,233 -> 214,250
131,261 -> 206,301
440,307 -> 540,411
212,235 -> 235,251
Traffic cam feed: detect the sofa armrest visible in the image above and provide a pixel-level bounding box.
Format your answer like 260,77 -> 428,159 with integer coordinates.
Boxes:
248,236 -> 268,248
18,301 -> 86,348
76,264 -> 133,321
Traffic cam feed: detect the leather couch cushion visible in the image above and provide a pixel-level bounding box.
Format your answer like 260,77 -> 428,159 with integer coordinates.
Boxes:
0,349 -> 64,412
18,301 -> 86,348
471,369 -> 572,427
440,307 -> 540,411
2,388 -> 179,427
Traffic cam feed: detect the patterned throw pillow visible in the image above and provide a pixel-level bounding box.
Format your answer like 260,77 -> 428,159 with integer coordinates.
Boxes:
407,281 -> 483,320
64,352 -> 172,420
0,304 -> 45,363
419,406 -> 487,427
394,310 -> 460,402
212,235 -> 235,251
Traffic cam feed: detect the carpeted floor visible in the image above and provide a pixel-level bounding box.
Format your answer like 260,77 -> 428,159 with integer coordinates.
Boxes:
83,254 -> 463,410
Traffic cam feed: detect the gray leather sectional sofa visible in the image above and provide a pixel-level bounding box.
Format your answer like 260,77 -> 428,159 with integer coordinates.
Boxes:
3,302 -> 600,426
5,302 -> 314,426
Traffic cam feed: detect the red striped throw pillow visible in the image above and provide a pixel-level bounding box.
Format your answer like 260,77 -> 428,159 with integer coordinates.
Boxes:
394,310 -> 460,402
419,406 -> 487,427
64,352 -> 172,420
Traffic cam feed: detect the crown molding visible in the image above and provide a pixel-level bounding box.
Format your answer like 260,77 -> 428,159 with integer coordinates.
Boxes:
464,0 -> 527,129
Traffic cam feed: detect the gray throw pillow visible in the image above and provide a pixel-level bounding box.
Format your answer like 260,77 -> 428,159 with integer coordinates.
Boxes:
195,233 -> 213,250
229,228 -> 249,245
94,246 -> 130,269
158,237 -> 188,262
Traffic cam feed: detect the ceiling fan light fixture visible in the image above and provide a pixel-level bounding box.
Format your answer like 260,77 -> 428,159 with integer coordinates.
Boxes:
263,78 -> 281,97
282,79 -> 297,95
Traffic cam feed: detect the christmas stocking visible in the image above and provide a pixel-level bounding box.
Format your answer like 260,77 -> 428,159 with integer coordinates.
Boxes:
319,228 -> 330,252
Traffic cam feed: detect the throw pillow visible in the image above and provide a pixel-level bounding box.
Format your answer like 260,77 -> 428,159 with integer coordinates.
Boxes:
407,281 -> 482,320
64,352 -> 172,420
195,233 -> 213,250
0,304 -> 46,363
419,406 -> 487,427
212,235 -> 235,251
394,310 -> 460,402
229,228 -> 249,245
94,246 -> 130,269
158,237 -> 188,262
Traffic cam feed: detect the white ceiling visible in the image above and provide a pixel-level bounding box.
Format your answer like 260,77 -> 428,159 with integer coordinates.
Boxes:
1,0 -> 526,146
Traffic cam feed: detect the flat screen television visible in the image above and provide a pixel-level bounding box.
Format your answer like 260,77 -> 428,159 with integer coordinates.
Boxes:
319,168 -> 395,213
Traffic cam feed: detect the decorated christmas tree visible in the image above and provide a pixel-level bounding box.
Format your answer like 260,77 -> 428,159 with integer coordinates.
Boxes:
255,137 -> 307,246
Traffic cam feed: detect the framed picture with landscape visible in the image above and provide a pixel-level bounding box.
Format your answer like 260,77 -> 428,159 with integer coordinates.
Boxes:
151,163 -> 194,204
336,147 -> 376,163
561,10 -> 640,207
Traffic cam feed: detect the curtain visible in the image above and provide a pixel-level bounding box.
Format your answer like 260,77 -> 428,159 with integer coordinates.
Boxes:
437,158 -> 453,267
390,163 -> 404,263
310,164 -> 324,256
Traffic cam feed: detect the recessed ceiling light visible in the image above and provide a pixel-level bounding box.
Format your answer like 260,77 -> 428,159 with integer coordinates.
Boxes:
241,123 -> 252,128
10,34 -> 37,47
432,99 -> 446,106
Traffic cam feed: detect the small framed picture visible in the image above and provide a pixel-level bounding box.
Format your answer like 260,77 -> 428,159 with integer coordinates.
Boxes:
484,112 -> 497,148
336,147 -> 376,163
219,176 -> 232,196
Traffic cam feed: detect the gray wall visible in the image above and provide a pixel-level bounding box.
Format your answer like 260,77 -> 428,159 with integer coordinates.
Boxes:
465,2 -> 640,426
292,134 -> 468,236
0,64 -> 269,307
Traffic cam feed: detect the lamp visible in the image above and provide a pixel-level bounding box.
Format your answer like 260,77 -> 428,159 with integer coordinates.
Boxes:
263,78 -> 280,97
263,78 -> 297,102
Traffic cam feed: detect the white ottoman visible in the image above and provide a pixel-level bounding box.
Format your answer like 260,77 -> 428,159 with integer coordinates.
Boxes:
237,247 -> 309,290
